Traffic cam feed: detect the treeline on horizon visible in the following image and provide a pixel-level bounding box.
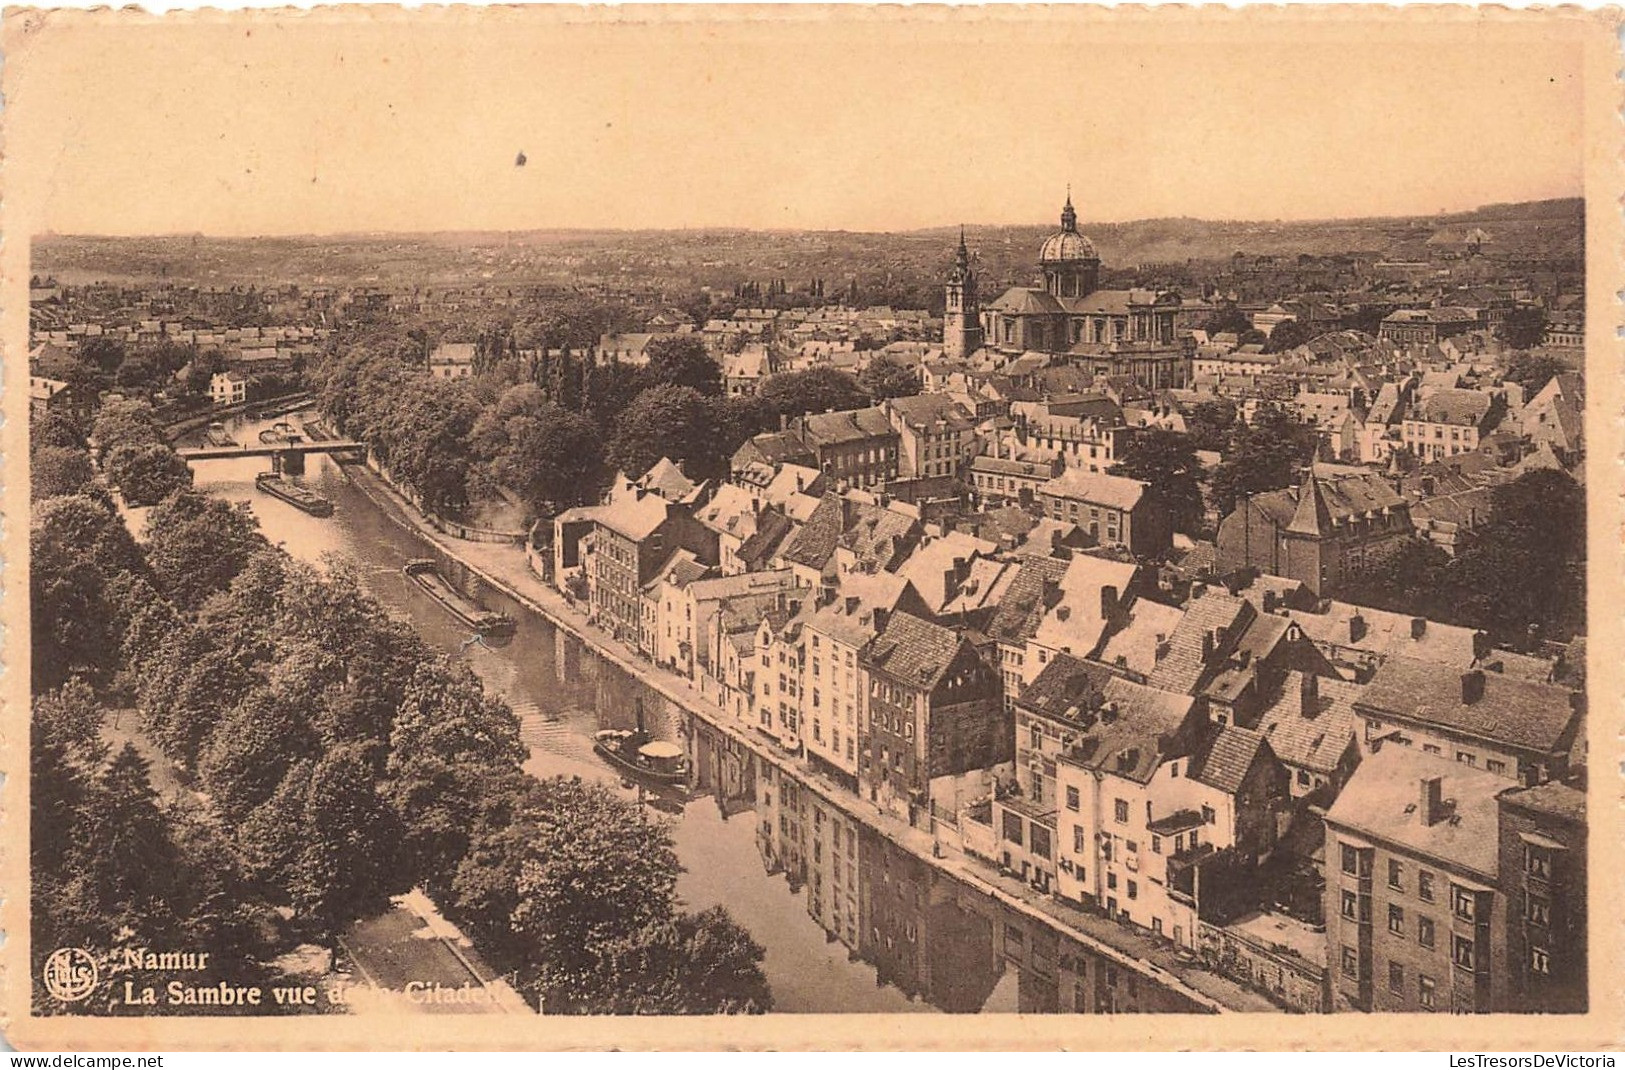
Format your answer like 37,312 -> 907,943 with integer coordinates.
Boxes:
30,403 -> 773,1016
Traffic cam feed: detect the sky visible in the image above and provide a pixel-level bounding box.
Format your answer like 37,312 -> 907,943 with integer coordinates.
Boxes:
2,8 -> 1591,237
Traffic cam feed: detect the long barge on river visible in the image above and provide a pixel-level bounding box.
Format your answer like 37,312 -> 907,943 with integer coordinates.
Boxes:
403,558 -> 516,637
254,472 -> 335,517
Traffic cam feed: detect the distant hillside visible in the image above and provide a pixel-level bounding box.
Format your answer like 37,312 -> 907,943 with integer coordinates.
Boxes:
32,198 -> 1582,292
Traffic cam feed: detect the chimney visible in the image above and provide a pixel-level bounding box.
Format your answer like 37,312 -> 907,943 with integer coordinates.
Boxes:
1349,613 -> 1367,644
1411,617 -> 1427,640
779,412 -> 789,432
844,595 -> 860,614
1460,669 -> 1485,705
1201,630 -> 1215,662
872,607 -> 890,634
1300,672 -> 1319,711
1101,585 -> 1118,621
1154,633 -> 1171,663
1419,776 -> 1444,827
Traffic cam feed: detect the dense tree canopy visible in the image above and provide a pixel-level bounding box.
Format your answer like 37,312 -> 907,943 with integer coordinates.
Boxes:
104,442 -> 194,506
1115,429 -> 1206,536
644,335 -> 721,397
1262,318 -> 1316,353
1209,405 -> 1319,519
757,367 -> 869,419
856,355 -> 922,400
1498,305 -> 1549,350
1339,469 -> 1584,648
609,384 -> 721,479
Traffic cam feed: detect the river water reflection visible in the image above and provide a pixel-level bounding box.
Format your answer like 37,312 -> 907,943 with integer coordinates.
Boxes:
184,411 -> 1166,1015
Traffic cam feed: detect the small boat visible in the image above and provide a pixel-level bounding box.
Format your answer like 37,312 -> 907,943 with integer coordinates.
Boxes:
255,472 -> 334,517
402,559 -> 516,637
204,421 -> 238,447
258,421 -> 302,446
593,730 -> 690,785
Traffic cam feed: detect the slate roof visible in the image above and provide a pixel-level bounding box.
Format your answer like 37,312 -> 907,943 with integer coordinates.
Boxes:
1499,781 -> 1585,825
1415,389 -> 1494,428
1060,676 -> 1199,784
1286,602 -> 1479,666
1325,746 -> 1505,879
1038,469 -> 1148,512
1254,672 -> 1362,776
1246,474 -> 1405,530
985,556 -> 1070,646
1355,655 -> 1580,755
737,430 -> 815,468
836,502 -> 920,570
989,287 -> 1065,316
643,549 -> 712,594
594,491 -> 670,542
779,494 -> 847,570
1094,598 -> 1187,678
887,393 -> 975,432
1147,590 -> 1253,696
895,533 -> 997,612
796,406 -> 895,447
1189,725 -> 1271,795
861,612 -> 966,691
1015,652 -> 1117,724
735,509 -> 794,570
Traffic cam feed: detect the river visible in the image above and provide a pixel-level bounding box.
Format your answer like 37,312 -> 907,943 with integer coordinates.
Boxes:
182,411 -> 1063,1014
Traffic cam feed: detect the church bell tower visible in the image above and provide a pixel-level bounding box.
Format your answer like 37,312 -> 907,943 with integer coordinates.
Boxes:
944,227 -> 983,360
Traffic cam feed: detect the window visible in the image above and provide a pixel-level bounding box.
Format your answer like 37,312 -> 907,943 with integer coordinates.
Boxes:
1452,886 -> 1477,922
1107,871 -> 1118,890
1452,934 -> 1475,970
1486,759 -> 1507,775
1030,724 -> 1042,749
1114,798 -> 1130,824
1389,961 -> 1405,994
1526,845 -> 1553,880
1066,786 -> 1080,812
1531,947 -> 1551,975
1073,826 -> 1086,854
1418,870 -> 1436,902
1388,859 -> 1404,891
1002,811 -> 1024,845
1201,805 -> 1216,825
1422,743 -> 1442,755
1527,896 -> 1551,927
1388,904 -> 1405,935
1341,890 -> 1358,920
1456,751 -> 1476,768
1419,975 -> 1437,1009
1127,880 -> 1138,901
1417,916 -> 1436,949
1152,835 -> 1162,855
1340,843 -> 1363,876
1341,946 -> 1359,978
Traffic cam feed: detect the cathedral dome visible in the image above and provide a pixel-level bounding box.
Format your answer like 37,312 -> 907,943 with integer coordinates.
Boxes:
1039,192 -> 1098,263
1039,229 -> 1097,263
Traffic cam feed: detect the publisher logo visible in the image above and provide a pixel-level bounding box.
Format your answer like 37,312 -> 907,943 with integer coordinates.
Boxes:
42,947 -> 98,1003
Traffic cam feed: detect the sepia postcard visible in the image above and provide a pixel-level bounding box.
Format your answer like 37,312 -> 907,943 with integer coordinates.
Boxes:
2,3 -> 1622,1052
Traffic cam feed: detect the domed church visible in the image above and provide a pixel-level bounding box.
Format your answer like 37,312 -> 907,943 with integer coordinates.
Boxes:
944,192 -> 1191,389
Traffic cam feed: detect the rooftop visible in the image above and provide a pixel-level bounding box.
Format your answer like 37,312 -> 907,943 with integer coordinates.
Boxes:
1356,656 -> 1580,755
1325,745 -> 1506,879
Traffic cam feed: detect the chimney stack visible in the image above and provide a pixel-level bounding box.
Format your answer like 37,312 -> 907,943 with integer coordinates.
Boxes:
1461,669 -> 1485,705
1419,776 -> 1444,827
1301,672 -> 1320,711
1411,617 -> 1427,640
1349,613 -> 1367,644
1101,585 -> 1118,621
